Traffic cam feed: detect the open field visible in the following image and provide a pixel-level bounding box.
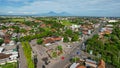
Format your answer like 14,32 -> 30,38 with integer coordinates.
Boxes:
1,18 -> 25,22
10,18 -> 25,22
61,20 -> 73,26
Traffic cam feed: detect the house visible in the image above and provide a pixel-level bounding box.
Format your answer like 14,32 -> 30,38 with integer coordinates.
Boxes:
98,59 -> 105,68
40,24 -> 46,28
106,24 -> 113,28
12,33 -> 17,37
70,25 -> 80,31
0,47 -> 4,53
9,41 -> 15,46
4,34 -> 11,44
108,20 -> 118,23
0,53 -> 12,65
43,36 -> 62,44
0,30 -> 5,37
85,59 -> 97,68
76,66 -> 86,68
70,63 -> 80,68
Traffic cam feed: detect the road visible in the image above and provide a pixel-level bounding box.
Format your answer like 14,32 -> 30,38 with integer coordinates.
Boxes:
50,21 -> 107,68
18,42 -> 28,68
30,40 -> 48,68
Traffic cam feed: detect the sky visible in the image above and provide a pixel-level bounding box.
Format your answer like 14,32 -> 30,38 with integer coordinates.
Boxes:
0,0 -> 120,16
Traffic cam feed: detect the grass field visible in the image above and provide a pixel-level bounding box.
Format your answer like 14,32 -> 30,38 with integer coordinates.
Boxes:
61,20 -> 73,26
10,18 -> 25,22
1,18 -> 25,22
0,63 -> 17,68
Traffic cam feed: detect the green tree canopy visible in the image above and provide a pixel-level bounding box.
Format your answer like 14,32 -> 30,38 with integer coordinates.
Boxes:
37,38 -> 43,44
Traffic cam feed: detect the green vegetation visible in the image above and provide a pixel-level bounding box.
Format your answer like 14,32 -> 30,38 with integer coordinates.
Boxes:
0,25 -> 8,30
10,18 -> 25,22
65,29 -> 73,36
86,25 -> 120,68
1,18 -> 25,22
19,28 -> 27,33
51,46 -> 63,58
52,51 -> 57,58
70,57 -> 80,63
11,37 -> 18,42
20,30 -> 53,41
0,62 -> 17,68
0,38 -> 4,45
21,42 -> 34,68
61,20 -> 73,26
71,34 -> 79,42
57,45 -> 63,52
63,36 -> 69,42
37,38 -> 43,44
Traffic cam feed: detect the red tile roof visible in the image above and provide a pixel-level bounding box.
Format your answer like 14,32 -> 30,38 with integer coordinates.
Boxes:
43,37 -> 62,44
98,59 -> 105,68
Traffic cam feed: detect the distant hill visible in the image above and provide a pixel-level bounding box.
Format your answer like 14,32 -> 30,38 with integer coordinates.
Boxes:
37,11 -> 72,16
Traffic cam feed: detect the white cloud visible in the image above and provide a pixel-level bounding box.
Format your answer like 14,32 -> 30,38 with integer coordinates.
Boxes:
8,11 -> 14,14
0,0 -> 120,16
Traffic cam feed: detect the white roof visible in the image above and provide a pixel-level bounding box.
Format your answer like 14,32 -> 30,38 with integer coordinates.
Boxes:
0,47 -> 4,53
10,54 -> 18,58
1,43 -> 6,46
45,43 -> 51,46
108,20 -> 118,22
106,24 -> 113,27
70,63 -> 79,68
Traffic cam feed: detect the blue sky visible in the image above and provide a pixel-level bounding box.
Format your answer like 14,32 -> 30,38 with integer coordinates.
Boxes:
0,0 -> 120,16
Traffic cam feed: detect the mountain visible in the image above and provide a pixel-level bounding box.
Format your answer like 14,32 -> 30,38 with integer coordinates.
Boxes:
38,11 -> 72,16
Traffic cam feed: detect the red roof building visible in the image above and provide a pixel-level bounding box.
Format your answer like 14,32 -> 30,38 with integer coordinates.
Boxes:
4,34 -> 11,44
43,37 -> 62,44
98,59 -> 105,68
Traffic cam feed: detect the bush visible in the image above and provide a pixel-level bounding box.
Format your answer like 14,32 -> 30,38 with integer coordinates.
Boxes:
37,38 -> 43,44
70,57 -> 80,63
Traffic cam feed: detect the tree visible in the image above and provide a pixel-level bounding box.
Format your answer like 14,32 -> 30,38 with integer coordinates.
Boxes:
65,29 -> 73,36
71,34 -> 79,42
0,38 -> 4,45
37,38 -> 43,44
20,28 -> 27,33
70,57 -> 80,63
57,45 -> 63,52
63,36 -> 69,42
0,25 -> 8,30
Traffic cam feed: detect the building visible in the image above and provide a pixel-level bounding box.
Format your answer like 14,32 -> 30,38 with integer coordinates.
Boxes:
0,47 -> 4,53
0,53 -> 12,65
76,66 -> 86,68
70,63 -> 80,68
4,34 -> 11,44
85,59 -> 97,68
43,36 -> 62,44
108,20 -> 117,23
98,59 -> 105,68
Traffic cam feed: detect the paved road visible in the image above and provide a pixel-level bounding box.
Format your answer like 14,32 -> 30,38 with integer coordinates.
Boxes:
18,42 -> 28,68
51,21 -> 107,68
30,40 -> 48,68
